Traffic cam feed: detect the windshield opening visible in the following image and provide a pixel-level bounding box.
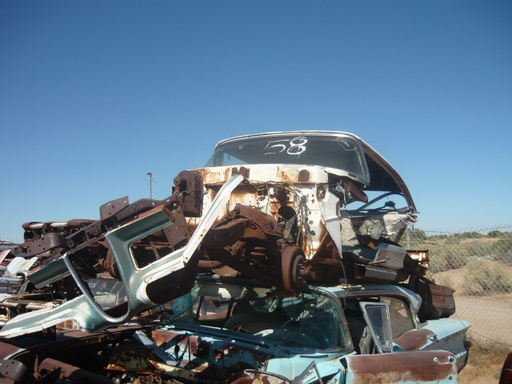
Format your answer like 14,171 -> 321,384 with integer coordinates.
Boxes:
343,191 -> 412,215
168,279 -> 349,350
205,134 -> 369,183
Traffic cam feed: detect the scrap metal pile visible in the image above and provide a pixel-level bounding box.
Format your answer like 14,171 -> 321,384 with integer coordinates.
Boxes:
0,132 -> 469,384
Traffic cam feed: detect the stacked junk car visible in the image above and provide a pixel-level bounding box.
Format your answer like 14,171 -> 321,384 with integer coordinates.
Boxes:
0,131 -> 470,384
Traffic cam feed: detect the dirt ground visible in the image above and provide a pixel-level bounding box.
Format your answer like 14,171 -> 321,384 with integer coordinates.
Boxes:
433,268 -> 512,383
455,293 -> 512,345
455,293 -> 511,383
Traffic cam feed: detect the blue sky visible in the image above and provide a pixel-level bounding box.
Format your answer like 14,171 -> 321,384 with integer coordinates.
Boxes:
1,1 -> 511,243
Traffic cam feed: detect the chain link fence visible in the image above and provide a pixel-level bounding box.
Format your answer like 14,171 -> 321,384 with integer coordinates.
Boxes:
405,224 -> 512,383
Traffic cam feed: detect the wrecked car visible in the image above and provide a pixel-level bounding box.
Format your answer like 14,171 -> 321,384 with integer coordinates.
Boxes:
0,276 -> 466,383
0,131 -> 470,383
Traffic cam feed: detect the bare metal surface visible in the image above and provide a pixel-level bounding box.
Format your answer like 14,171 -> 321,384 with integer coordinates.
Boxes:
344,351 -> 457,383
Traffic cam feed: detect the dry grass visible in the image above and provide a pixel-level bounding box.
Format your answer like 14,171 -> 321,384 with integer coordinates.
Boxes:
432,266 -> 512,383
459,338 -> 508,384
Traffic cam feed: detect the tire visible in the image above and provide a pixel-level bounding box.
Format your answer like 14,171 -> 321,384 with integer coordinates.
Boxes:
280,245 -> 306,294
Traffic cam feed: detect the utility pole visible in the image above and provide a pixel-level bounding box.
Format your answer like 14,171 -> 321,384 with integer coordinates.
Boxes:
147,172 -> 153,199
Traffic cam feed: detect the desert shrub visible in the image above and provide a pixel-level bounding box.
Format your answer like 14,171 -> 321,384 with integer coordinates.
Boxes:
492,237 -> 512,264
429,253 -> 449,273
428,245 -> 469,273
503,249 -> 512,265
464,242 -> 492,257
445,248 -> 469,270
408,228 -> 427,243
463,258 -> 512,295
432,273 -> 453,288
453,231 -> 484,239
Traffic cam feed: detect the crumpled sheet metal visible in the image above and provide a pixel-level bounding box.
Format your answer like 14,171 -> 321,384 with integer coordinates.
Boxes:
343,350 -> 458,383
0,174 -> 244,338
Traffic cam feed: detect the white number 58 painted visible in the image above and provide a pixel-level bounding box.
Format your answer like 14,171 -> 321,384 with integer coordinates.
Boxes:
265,136 -> 308,156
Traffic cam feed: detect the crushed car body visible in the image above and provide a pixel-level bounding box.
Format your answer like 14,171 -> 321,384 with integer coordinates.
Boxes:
0,131 -> 470,383
0,277 -> 465,383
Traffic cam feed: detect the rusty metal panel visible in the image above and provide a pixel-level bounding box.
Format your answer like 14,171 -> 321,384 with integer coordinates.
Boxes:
0,175 -> 244,337
172,170 -> 204,217
393,328 -> 436,351
343,350 -> 458,383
